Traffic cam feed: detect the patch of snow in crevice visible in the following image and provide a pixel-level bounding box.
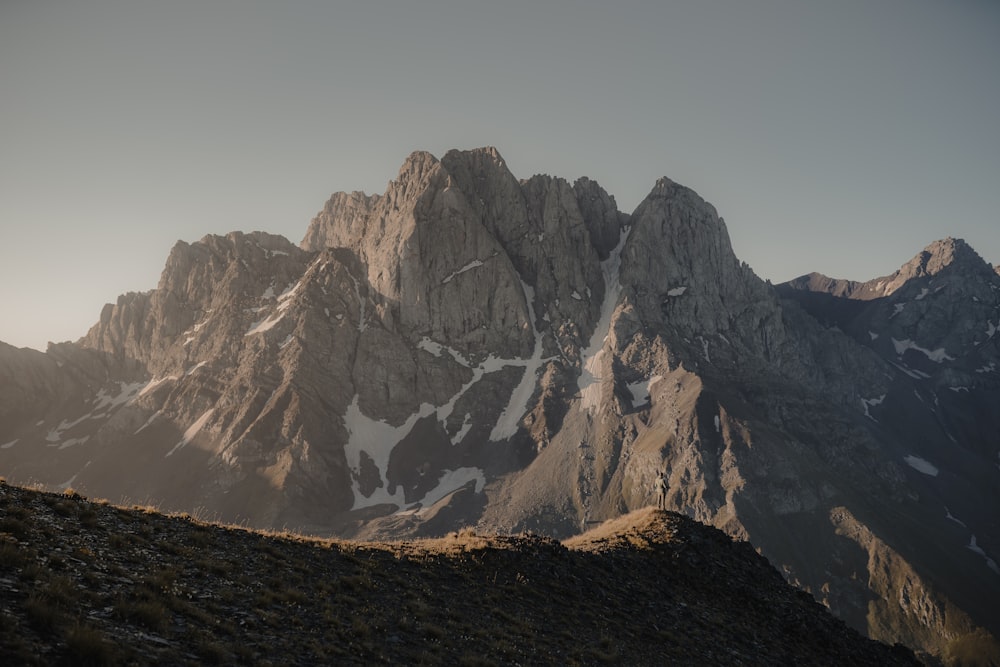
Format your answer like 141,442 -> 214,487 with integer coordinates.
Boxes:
891,338 -> 953,363
279,335 -> 294,349
136,376 -> 178,400
58,436 -> 89,450
967,535 -> 1000,575
185,361 -> 208,376
891,362 -> 931,380
134,410 -> 163,435
0,439 -> 17,449
915,288 -> 929,301
578,227 -> 630,412
489,281 -> 547,441
699,336 -> 711,364
626,375 -> 662,409
342,396 -> 427,509
868,331 -> 879,341
417,337 -> 472,368
903,455 -> 938,476
451,413 -> 473,445
441,259 -> 484,284
975,362 -> 997,374
666,286 -> 688,297
890,303 -> 906,318
244,312 -> 284,336
94,381 -> 146,411
166,409 -> 214,458
948,386 -> 969,393
861,394 -> 886,421
412,468 -> 485,512
713,415 -> 721,433
349,272 -> 367,332
570,290 -> 582,301
945,507 -> 967,527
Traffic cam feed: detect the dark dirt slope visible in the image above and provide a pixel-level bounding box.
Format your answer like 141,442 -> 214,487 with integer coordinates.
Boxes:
0,483 -> 918,666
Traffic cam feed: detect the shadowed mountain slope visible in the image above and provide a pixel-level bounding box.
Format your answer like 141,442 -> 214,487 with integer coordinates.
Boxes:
0,482 -> 923,666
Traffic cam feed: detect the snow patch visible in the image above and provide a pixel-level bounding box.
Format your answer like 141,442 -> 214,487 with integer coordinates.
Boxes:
489,281 -> 547,441
861,394 -> 885,421
0,439 -> 17,449
868,331 -> 879,341
245,312 -> 284,336
137,376 -> 178,399
891,338 -> 953,363
134,410 -> 163,435
452,413 -> 473,445
185,361 -> 208,376
713,415 -> 721,433
166,409 -> 214,457
626,375 -> 662,408
342,396 -> 427,509
441,259 -> 484,284
413,468 -> 485,510
967,535 -> 1000,575
903,455 -> 938,476
570,290 -> 582,301
944,507 -> 967,527
666,286 -> 688,297
915,288 -> 929,301
578,228 -> 630,411
58,436 -> 89,450
94,381 -> 146,411
948,386 -> 969,393
699,336 -> 711,364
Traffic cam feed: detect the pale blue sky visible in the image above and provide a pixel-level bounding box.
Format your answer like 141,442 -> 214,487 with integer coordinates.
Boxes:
2,1 -> 998,350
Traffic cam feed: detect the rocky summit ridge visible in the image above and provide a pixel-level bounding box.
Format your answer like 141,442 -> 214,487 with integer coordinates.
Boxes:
1,147 -> 999,664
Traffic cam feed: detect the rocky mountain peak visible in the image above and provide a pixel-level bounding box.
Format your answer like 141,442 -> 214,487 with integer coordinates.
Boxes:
899,237 -> 991,281
3,148 -> 998,664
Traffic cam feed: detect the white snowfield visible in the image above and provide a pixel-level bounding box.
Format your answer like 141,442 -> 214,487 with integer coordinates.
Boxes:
579,228 -> 630,411
342,273 -> 558,510
891,338 -> 953,363
903,455 -> 938,477
341,396 -> 485,511
626,375 -> 662,408
245,281 -> 300,337
860,394 -> 885,421
165,408 -> 214,457
967,535 -> 1000,575
441,259 -> 484,284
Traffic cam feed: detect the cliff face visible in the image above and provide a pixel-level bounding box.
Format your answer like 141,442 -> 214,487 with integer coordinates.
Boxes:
1,148 -> 998,664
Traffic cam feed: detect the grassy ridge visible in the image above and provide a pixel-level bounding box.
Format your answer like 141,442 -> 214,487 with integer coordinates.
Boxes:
0,481 -> 919,665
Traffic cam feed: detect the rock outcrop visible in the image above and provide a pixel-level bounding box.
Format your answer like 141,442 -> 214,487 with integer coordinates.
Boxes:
1,148 -> 997,664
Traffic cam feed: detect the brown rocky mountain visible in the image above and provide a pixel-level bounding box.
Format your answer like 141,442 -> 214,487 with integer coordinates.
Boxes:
1,148 -> 998,663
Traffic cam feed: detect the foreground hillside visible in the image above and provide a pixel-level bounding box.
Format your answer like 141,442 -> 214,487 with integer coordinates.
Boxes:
0,482 -> 921,666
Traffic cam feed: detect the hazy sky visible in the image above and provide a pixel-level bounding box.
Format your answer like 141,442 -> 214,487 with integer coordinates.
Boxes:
2,1 -> 998,351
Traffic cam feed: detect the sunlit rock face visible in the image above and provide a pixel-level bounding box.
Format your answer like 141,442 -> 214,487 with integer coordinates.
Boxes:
1,147 -> 998,663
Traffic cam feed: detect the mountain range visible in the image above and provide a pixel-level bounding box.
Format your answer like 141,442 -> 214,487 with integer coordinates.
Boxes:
1,147 -> 998,663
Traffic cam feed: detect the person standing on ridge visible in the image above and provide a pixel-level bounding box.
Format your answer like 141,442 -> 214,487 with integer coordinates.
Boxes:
655,471 -> 668,510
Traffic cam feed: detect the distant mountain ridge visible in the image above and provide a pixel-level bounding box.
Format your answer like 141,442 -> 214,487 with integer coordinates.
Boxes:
1,147 -> 998,664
